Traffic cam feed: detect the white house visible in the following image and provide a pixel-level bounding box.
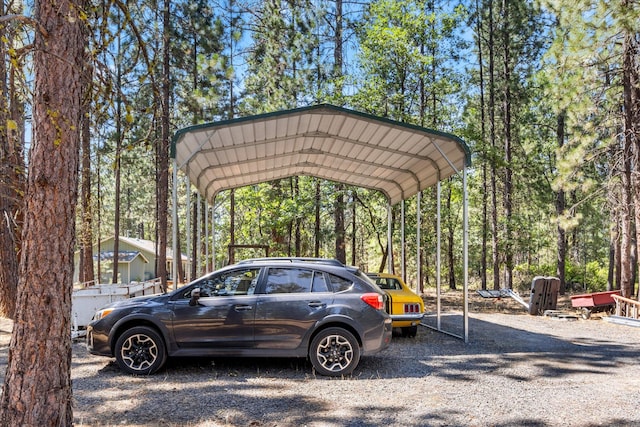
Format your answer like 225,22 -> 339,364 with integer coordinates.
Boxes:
73,236 -> 190,285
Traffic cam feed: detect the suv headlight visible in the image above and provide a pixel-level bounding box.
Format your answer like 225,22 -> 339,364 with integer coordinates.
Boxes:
93,307 -> 115,321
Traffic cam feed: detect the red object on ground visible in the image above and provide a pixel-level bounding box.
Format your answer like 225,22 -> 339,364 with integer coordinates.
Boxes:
570,290 -> 621,308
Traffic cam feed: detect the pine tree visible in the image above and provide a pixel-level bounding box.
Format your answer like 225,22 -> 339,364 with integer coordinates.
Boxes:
0,0 -> 87,423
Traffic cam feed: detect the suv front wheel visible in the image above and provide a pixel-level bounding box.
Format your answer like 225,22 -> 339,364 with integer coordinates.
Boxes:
115,326 -> 167,375
309,327 -> 360,376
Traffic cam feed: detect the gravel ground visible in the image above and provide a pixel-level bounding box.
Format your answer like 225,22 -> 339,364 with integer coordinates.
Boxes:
1,297 -> 640,427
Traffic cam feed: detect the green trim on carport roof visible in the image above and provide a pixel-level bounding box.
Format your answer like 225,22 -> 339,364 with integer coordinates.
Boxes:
170,103 -> 472,167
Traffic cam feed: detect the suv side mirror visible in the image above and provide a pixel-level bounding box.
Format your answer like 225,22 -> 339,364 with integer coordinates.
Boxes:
189,288 -> 201,306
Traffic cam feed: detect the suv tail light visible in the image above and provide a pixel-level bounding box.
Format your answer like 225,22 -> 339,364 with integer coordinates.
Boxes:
361,293 -> 384,310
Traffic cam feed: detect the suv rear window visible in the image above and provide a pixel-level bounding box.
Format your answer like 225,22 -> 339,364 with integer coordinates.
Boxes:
264,267 -> 333,293
265,268 -> 313,294
328,273 -> 353,292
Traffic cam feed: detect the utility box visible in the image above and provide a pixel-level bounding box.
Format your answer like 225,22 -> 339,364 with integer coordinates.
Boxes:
529,276 -> 560,315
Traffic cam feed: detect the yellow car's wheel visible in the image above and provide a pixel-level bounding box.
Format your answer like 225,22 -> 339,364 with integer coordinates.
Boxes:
401,326 -> 418,338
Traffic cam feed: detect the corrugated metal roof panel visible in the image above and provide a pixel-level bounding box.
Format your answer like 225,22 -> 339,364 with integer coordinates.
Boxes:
171,104 -> 470,204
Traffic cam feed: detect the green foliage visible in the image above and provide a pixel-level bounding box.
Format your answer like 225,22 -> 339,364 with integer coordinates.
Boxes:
241,0 -> 318,113
172,0 -> 230,122
566,261 -> 609,292
42,0 -> 636,292
351,0 -> 467,125
512,259 -> 609,293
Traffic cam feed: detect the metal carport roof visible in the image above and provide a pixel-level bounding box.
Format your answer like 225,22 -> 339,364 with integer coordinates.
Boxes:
171,104 -> 470,204
170,103 -> 472,342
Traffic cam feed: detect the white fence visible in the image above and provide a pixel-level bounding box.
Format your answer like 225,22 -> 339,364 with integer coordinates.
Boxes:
72,278 -> 163,338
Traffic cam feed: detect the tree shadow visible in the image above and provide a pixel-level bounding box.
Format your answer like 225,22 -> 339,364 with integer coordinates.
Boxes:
66,313 -> 640,426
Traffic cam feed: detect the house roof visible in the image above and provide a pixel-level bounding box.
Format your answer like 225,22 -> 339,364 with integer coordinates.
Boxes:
94,250 -> 149,264
171,104 -> 471,204
91,236 -> 189,261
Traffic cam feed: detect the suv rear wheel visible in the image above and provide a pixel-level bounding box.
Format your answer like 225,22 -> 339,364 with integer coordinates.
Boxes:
115,326 -> 167,375
309,327 -> 360,376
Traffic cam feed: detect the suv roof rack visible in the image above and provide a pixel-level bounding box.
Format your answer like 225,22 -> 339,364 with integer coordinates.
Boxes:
237,257 -> 345,267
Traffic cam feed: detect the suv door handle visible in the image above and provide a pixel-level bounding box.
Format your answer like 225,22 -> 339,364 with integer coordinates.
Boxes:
234,304 -> 253,311
308,301 -> 326,308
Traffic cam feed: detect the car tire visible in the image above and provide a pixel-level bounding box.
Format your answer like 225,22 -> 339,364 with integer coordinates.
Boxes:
309,327 -> 360,376
115,326 -> 167,375
402,326 -> 418,338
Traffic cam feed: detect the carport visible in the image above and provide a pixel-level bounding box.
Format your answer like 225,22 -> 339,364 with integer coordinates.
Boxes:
170,104 -> 471,341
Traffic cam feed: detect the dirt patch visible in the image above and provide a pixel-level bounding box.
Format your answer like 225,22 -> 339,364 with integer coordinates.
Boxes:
422,288 -> 579,315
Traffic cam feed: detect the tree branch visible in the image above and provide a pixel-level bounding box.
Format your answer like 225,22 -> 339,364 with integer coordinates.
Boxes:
0,14 -> 49,38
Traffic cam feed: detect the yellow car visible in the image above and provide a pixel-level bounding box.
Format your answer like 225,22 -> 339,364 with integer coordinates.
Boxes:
366,272 -> 424,337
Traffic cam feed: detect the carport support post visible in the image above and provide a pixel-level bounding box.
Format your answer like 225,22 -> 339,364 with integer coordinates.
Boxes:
205,202 -> 209,271
211,198 -> 216,270
185,176 -> 191,282
387,203 -> 393,273
401,200 -> 405,282
172,158 -> 179,289
463,167 -> 469,343
416,192 -> 421,293
197,193 -> 202,276
436,182 -> 441,330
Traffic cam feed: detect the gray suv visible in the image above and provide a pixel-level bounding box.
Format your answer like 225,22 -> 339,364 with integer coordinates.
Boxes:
86,258 -> 392,376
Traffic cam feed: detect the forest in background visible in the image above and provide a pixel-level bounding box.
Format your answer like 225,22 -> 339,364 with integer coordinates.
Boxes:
1,0 -> 640,315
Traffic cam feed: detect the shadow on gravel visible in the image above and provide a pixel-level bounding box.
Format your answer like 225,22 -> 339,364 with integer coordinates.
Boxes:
353,313 -> 640,381
2,314 -> 639,426
65,316 -> 638,427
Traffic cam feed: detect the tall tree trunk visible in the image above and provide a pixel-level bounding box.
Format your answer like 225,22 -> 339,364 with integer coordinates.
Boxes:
112,22 -> 123,284
0,4 -> 23,319
294,177 -> 301,257
270,181 -> 287,253
157,0 -> 171,290
314,178 -> 320,257
501,0 -> 513,290
230,188 -> 236,264
607,218 -> 616,292
476,0 -> 488,291
334,184 -> 346,263
333,0 -> 345,264
620,103 -> 633,298
175,229 -> 184,283
623,23 -> 640,300
334,0 -> 343,94
446,183 -> 456,290
488,0 -> 500,290
351,191 -> 357,266
79,64 -> 94,284
615,209 -> 622,290
556,111 -> 567,294
0,0 -> 86,423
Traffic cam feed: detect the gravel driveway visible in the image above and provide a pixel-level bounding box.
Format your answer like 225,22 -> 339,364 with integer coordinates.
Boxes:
1,305 -> 640,426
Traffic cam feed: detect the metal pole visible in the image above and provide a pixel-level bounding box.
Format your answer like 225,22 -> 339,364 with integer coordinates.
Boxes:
205,201 -> 209,272
436,182 -> 441,330
387,203 -> 392,273
211,197 -> 216,270
401,200 -> 405,283
171,159 -> 178,289
463,168 -> 469,343
196,193 -> 201,276
416,192 -> 421,294
185,177 -> 191,282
